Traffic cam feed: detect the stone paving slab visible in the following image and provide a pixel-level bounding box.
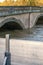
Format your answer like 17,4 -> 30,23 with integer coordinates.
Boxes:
0,38 -> 43,65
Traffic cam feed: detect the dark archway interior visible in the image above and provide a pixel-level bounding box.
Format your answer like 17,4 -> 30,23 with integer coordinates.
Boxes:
0,21 -> 23,31
36,16 -> 43,25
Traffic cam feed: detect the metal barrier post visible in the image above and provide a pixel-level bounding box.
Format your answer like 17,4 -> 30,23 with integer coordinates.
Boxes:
5,34 -> 11,65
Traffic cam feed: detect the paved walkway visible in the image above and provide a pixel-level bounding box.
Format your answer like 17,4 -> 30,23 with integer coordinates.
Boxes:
0,38 -> 43,65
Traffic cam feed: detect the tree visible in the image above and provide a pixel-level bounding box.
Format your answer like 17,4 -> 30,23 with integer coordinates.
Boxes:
28,0 -> 38,6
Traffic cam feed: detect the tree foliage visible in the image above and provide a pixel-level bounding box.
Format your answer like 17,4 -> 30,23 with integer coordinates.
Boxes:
28,0 -> 38,6
0,0 -> 42,6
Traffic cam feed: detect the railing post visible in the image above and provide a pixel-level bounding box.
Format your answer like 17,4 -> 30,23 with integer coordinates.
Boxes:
5,34 -> 11,65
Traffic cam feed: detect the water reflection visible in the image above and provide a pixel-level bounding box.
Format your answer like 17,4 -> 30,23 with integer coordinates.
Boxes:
0,25 -> 43,41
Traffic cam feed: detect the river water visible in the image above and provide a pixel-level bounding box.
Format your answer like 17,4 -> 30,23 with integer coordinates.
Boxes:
0,25 -> 43,41
0,25 -> 43,65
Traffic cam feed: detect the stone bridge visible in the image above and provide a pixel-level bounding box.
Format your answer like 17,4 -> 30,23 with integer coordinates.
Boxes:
0,6 -> 43,29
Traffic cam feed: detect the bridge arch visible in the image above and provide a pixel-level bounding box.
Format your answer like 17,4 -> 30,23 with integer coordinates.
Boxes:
34,14 -> 43,26
0,17 -> 25,30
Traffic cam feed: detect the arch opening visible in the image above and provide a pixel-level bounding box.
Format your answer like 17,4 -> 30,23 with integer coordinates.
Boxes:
35,16 -> 43,25
0,21 -> 23,31
0,18 -> 25,38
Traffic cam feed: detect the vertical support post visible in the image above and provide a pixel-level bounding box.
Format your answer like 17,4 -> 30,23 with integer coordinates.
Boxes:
6,34 -> 10,53
5,34 -> 11,65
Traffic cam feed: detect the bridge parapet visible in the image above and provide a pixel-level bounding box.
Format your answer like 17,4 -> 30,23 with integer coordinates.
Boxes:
0,6 -> 41,16
40,7 -> 43,12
